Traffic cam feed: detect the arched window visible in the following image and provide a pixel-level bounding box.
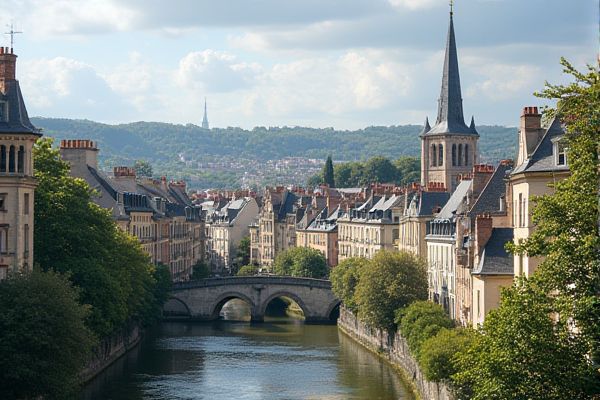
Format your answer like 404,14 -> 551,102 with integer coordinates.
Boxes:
431,144 -> 437,167
0,145 -> 5,173
458,144 -> 463,166
8,145 -> 15,173
17,146 -> 24,173
464,144 -> 469,166
452,144 -> 457,166
438,144 -> 444,166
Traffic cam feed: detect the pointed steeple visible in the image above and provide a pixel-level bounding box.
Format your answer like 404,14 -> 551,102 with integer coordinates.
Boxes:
419,116 -> 431,136
426,8 -> 475,136
469,115 -> 478,133
201,97 -> 209,129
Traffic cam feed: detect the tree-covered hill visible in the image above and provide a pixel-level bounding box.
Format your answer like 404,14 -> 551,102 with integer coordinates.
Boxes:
30,117 -> 517,188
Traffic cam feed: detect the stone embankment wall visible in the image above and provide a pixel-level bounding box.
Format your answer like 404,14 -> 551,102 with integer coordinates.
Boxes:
80,323 -> 142,382
338,307 -> 453,400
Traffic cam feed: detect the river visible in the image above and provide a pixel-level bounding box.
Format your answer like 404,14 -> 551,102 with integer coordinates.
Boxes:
81,300 -> 415,400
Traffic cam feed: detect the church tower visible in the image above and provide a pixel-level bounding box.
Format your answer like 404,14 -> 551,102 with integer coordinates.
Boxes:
0,47 -> 42,279
201,97 -> 209,129
420,7 -> 479,191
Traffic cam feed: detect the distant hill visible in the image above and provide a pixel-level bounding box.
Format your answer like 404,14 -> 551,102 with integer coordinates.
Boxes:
31,117 -> 517,189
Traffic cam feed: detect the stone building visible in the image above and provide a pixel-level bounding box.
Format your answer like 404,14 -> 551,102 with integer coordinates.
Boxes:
419,10 -> 479,192
296,206 -> 343,267
60,141 -> 204,282
0,48 -> 42,279
338,194 -> 403,261
508,107 -> 569,278
205,197 -> 259,273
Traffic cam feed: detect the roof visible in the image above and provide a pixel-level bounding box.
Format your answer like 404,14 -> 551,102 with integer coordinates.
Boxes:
436,179 -> 472,220
409,191 -> 451,217
469,163 -> 512,216
421,13 -> 477,137
0,79 -> 41,135
512,117 -> 568,174
472,228 -> 514,275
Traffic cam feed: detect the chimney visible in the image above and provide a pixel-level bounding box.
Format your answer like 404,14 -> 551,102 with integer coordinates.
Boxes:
59,139 -> 99,173
0,48 -> 17,93
472,164 -> 494,198
517,106 -> 544,165
475,213 -> 493,255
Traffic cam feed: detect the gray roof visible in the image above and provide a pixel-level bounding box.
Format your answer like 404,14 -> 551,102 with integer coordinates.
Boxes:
411,191 -> 451,217
472,228 -> 514,275
422,13 -> 477,137
512,117 -> 568,174
469,163 -> 512,216
0,79 -> 41,135
437,179 -> 472,220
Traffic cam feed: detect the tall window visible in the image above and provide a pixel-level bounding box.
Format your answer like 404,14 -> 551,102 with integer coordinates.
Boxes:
0,226 -> 7,253
24,193 -> 29,215
17,146 -> 24,173
8,145 -> 15,173
24,224 -> 29,255
0,145 -> 5,173
438,144 -> 444,166
458,144 -> 463,166
431,144 -> 437,166
556,141 -> 567,166
452,144 -> 456,166
464,144 -> 469,166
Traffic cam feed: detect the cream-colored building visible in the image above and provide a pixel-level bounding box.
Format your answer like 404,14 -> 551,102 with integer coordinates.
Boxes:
206,197 -> 259,273
296,206 -> 342,267
338,195 -> 403,261
0,49 -> 41,279
508,107 -> 569,278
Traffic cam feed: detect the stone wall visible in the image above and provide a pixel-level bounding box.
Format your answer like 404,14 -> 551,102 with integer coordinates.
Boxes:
338,307 -> 454,400
80,323 -> 142,383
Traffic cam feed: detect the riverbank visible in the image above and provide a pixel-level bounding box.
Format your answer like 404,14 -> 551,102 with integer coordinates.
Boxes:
80,323 -> 142,383
338,307 -> 453,400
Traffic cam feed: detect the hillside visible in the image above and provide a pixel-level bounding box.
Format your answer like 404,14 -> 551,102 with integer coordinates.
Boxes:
31,118 -> 517,189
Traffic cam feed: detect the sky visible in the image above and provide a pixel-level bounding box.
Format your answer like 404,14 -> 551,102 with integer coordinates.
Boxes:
0,0 -> 596,129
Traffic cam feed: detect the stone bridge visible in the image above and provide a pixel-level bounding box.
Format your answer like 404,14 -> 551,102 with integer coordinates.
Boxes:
164,276 -> 340,323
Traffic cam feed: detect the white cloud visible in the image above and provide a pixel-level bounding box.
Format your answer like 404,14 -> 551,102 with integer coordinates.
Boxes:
387,0 -> 440,10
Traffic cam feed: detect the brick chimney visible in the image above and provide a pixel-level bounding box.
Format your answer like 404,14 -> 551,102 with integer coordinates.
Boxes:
0,47 -> 16,93
113,166 -> 137,192
517,106 -> 544,166
59,139 -> 99,174
475,213 -> 493,255
472,164 -> 494,198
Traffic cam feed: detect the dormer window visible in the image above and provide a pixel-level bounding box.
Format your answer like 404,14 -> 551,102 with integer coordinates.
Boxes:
553,137 -> 567,167
0,102 -> 7,122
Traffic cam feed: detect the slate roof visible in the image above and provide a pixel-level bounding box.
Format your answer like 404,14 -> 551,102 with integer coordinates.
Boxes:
436,179 -> 472,220
408,191 -> 451,217
512,117 -> 568,174
421,14 -> 478,137
472,228 -> 514,275
0,80 -> 41,135
469,163 -> 512,216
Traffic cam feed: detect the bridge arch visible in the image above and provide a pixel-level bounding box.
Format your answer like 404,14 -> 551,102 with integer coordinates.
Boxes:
163,296 -> 192,317
210,291 -> 257,320
326,299 -> 342,321
259,291 -> 311,319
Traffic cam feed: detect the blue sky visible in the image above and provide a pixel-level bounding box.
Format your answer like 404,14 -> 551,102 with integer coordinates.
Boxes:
0,0 -> 596,129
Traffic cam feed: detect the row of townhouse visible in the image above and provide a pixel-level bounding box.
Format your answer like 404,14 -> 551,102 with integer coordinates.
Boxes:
59,140 -> 205,282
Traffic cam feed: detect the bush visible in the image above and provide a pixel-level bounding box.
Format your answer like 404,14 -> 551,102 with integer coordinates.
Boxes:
273,247 -> 328,278
397,301 -> 454,357
191,261 -> 210,280
419,328 -> 475,382
354,251 -> 428,330
330,257 -> 368,313
237,264 -> 259,276
0,270 -> 96,399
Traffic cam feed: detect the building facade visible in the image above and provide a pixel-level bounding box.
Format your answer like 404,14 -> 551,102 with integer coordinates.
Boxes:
0,48 -> 42,279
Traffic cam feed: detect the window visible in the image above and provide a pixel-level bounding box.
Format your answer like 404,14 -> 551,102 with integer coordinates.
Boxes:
438,144 -> 444,166
17,146 -> 24,173
431,144 -> 437,167
556,141 -> 567,166
518,193 -> 523,227
457,144 -> 463,166
477,290 -> 481,318
452,144 -> 456,166
0,226 -> 7,253
23,193 -> 29,215
464,144 -> 469,166
0,145 -> 5,173
8,145 -> 15,173
0,194 -> 5,211
24,224 -> 29,255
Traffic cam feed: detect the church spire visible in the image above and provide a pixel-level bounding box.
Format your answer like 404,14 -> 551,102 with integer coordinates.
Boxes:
426,5 -> 474,136
201,97 -> 209,129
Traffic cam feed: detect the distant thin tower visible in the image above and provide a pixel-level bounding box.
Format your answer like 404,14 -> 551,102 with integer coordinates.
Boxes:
202,97 -> 209,129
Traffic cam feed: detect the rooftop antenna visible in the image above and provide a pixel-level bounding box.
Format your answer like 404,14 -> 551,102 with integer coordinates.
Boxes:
5,23 -> 22,49
449,0 -> 454,16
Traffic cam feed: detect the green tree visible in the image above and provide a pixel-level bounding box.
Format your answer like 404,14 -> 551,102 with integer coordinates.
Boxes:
133,159 -> 153,177
396,300 -> 454,357
34,138 -> 160,337
453,280 -> 600,399
233,236 -> 251,270
334,162 -> 353,187
364,156 -> 397,183
191,260 -> 210,280
355,251 -> 428,330
394,156 -> 420,184
330,257 -> 368,313
273,247 -> 328,278
418,328 -> 474,382
0,270 -> 96,399
323,155 -> 335,187
237,264 -> 259,276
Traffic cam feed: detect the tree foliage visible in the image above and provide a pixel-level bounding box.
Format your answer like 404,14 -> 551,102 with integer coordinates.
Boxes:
330,257 -> 368,313
0,270 -> 96,399
354,251 -> 428,330
453,281 -> 600,399
418,328 -> 475,383
191,260 -> 210,280
323,155 -> 335,187
233,236 -> 251,270
273,247 -> 328,278
133,159 -> 153,177
396,300 -> 454,357
34,138 -> 166,337
237,264 -> 259,276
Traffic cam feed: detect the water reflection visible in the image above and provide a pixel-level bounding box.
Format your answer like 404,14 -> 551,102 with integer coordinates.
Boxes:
81,308 -> 414,400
